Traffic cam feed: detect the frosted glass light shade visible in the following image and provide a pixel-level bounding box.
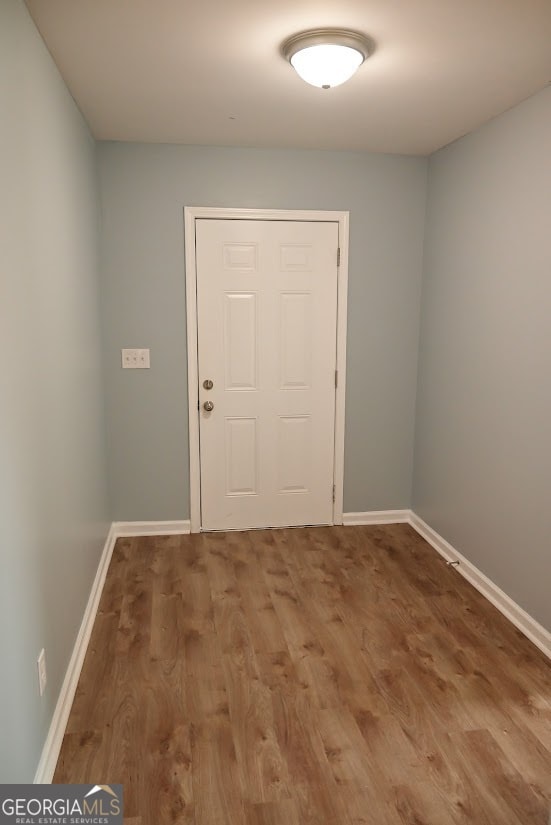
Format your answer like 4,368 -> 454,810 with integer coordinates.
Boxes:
291,44 -> 364,89
283,29 -> 372,90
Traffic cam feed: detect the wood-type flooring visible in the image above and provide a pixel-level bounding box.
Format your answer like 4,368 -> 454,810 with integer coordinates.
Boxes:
54,524 -> 551,824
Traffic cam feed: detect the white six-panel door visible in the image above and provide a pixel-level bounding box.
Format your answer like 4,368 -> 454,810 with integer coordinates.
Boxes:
196,219 -> 339,530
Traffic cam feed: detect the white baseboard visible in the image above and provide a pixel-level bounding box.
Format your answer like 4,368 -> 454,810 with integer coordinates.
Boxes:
34,523 -> 118,783
409,513 -> 551,660
343,510 -> 412,526
113,520 -> 191,537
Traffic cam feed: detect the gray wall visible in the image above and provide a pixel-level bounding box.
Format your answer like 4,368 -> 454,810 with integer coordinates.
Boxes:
0,0 -> 109,781
98,144 -> 427,519
413,87 -> 551,631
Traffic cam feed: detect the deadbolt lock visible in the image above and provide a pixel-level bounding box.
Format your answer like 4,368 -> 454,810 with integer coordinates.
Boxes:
203,379 -> 214,390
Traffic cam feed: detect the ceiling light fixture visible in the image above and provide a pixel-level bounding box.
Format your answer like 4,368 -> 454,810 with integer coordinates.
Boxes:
282,29 -> 372,90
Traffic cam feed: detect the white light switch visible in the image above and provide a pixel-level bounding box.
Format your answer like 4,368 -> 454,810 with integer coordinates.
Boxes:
121,348 -> 150,369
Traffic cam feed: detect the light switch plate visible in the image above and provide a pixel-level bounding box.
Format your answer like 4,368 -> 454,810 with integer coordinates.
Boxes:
122,348 -> 150,369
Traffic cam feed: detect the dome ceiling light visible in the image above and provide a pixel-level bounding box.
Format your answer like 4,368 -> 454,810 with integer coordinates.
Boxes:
282,29 -> 373,90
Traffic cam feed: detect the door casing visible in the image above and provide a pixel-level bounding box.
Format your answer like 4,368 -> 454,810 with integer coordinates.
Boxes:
184,206 -> 349,533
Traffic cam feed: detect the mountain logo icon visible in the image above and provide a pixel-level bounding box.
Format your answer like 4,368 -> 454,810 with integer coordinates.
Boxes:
84,786 -> 119,799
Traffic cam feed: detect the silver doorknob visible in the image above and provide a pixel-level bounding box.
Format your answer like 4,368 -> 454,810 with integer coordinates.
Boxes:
203,401 -> 214,412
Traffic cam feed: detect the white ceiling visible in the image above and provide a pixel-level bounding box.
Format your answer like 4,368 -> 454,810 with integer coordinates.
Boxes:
25,0 -> 551,156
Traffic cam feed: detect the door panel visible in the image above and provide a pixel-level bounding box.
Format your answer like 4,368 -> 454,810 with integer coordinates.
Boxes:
277,415 -> 311,493
196,219 -> 338,530
224,417 -> 257,496
280,292 -> 312,388
223,293 -> 257,390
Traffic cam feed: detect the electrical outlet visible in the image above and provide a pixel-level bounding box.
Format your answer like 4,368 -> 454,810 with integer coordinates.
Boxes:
37,649 -> 47,696
121,348 -> 150,369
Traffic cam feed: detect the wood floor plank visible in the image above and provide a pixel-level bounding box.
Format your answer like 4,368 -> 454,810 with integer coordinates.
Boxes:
223,655 -> 292,803
115,583 -> 153,659
184,629 -> 228,724
244,799 -> 300,825
270,690 -> 336,793
255,650 -> 297,694
489,721 -> 551,807
75,660 -> 147,817
352,709 -> 424,785
315,706 -> 393,803
144,717 -> 193,824
392,781 -> 463,825
142,658 -> 193,824
333,782 -> 403,825
53,730 -> 103,782
452,729 -> 549,825
233,535 -> 289,655
63,611 -> 120,734
54,525 -> 551,825
191,717 -> 246,825
290,783 -> 347,825
262,546 -> 322,656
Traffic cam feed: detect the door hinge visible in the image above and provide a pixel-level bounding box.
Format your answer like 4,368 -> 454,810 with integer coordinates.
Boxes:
332,484 -> 336,502
337,247 -> 341,267
334,369 -> 338,388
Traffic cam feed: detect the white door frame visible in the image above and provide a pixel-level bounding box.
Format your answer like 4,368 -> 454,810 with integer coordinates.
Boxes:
184,206 -> 349,533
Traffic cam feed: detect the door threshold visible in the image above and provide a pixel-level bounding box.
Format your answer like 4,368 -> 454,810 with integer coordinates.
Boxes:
200,522 -> 334,533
